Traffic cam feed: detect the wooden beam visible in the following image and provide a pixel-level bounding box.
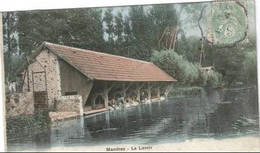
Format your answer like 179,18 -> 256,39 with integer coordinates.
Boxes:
155,82 -> 165,98
107,82 -> 115,92
139,82 -> 145,90
148,82 -> 156,89
164,82 -> 174,97
161,82 -> 168,91
158,83 -> 164,89
122,82 -> 133,97
125,82 -> 132,91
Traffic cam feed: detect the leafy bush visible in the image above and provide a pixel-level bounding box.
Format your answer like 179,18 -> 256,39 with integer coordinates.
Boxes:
6,109 -> 50,140
206,71 -> 222,88
168,86 -> 206,97
151,50 -> 222,88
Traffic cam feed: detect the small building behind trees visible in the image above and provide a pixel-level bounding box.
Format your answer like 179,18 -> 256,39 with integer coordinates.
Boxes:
14,42 -> 176,116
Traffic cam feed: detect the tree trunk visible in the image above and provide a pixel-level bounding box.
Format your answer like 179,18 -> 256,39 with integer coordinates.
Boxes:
172,25 -> 179,50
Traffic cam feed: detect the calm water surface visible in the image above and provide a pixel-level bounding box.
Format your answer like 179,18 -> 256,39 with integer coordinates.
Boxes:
7,88 -> 259,151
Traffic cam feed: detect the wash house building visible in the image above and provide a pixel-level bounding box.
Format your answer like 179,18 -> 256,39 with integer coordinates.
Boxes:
17,42 -> 176,115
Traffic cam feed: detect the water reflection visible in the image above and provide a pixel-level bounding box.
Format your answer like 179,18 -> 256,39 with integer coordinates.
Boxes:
7,88 -> 259,151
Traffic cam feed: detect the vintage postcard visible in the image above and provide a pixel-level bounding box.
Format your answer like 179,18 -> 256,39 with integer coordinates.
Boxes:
1,0 -> 259,152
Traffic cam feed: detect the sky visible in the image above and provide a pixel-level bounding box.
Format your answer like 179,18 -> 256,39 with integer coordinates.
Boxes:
101,1 -> 256,40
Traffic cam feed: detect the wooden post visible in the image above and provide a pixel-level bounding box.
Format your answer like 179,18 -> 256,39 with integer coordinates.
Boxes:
104,82 -> 115,109
136,82 -> 145,102
164,82 -> 173,97
91,94 -> 97,109
147,83 -> 151,100
104,92 -> 109,109
136,83 -> 141,102
122,82 -> 126,97
147,82 -> 156,100
103,83 -> 109,109
157,88 -> 161,98
122,82 -> 132,98
157,83 -> 164,98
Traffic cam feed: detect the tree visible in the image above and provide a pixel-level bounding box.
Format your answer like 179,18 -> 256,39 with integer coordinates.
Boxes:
241,51 -> 257,85
17,8 -> 104,56
214,45 -> 246,85
149,4 -> 178,50
151,50 -> 199,86
123,16 -> 133,44
151,49 -> 222,87
103,8 -> 115,44
127,6 -> 154,61
114,12 -> 124,45
60,9 -> 105,51
175,35 -> 201,63
3,12 -> 18,81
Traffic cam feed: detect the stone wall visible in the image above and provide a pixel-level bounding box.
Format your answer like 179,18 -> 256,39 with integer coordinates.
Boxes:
55,95 -> 83,116
48,95 -> 83,122
5,92 -> 34,118
22,49 -> 61,108
49,112 -> 79,122
21,48 -> 93,114
59,60 -> 93,105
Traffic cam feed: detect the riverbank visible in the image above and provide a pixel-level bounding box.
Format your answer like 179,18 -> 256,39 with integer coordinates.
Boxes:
168,86 -> 206,98
16,136 -> 260,152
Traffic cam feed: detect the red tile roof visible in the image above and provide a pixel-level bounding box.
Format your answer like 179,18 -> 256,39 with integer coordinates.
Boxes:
44,42 -> 176,82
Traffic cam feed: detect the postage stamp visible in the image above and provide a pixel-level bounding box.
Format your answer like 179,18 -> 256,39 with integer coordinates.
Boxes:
0,0 -> 259,152
210,0 -> 248,47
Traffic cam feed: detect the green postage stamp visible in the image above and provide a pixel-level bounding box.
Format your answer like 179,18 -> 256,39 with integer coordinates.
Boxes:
210,0 -> 248,47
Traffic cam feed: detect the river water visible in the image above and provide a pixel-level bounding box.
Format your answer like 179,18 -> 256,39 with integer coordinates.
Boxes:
7,88 -> 259,151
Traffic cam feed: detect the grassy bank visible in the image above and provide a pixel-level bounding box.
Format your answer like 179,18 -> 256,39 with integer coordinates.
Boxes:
6,109 -> 51,141
168,86 -> 206,97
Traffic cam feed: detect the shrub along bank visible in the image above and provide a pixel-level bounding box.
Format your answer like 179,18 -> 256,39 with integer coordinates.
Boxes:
151,50 -> 222,97
168,86 -> 206,97
6,109 -> 51,141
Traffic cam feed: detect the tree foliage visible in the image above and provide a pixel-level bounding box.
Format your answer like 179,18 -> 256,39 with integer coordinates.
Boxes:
103,8 -> 115,44
213,45 -> 246,86
17,8 -> 104,56
151,50 -> 222,87
3,12 -> 19,81
241,51 -> 257,85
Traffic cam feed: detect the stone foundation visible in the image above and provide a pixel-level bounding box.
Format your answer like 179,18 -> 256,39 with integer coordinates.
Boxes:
49,95 -> 83,122
55,95 -> 83,116
49,112 -> 79,122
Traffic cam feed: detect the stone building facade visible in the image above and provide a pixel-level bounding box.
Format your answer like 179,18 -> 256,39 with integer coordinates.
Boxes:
16,42 -> 176,117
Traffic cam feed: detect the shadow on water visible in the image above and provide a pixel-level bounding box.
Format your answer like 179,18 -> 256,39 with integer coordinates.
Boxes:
7,87 -> 259,151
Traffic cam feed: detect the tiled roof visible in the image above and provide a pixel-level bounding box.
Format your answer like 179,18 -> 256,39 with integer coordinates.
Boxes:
44,42 -> 176,82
